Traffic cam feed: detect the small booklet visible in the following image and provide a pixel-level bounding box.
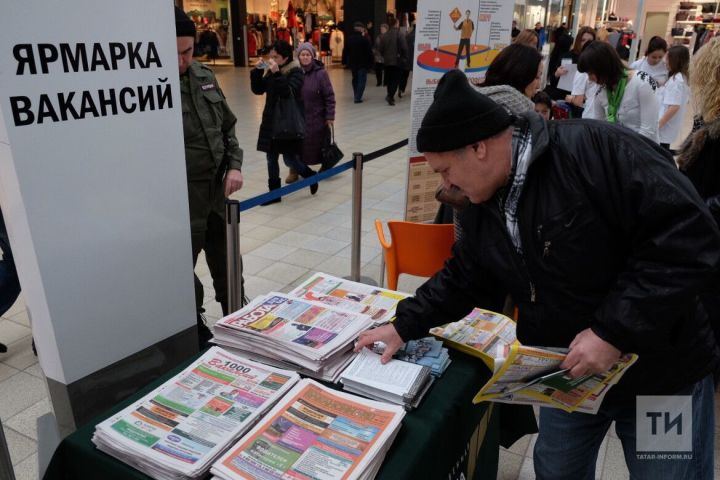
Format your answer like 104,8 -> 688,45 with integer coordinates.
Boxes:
377,336 -> 451,377
474,343 -> 638,414
339,348 -> 434,409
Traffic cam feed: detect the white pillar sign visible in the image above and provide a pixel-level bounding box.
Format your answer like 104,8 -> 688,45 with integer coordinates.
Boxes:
406,0 -> 513,222
0,0 -> 197,428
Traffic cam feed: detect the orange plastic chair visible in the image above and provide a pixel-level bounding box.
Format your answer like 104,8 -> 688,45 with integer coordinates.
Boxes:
375,220 -> 455,291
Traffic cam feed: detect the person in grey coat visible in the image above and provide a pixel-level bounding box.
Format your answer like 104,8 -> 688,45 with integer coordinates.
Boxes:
378,18 -> 407,105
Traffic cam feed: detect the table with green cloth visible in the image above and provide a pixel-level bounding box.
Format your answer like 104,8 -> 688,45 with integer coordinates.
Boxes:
45,350 -> 537,480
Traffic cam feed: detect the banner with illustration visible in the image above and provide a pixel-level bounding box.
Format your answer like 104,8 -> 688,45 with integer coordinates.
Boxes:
405,0 -> 512,222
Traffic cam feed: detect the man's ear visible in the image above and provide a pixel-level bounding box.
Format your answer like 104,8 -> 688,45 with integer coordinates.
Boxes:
473,141 -> 487,162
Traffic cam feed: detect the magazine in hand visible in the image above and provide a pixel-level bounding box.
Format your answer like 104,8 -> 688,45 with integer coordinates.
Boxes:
429,307 -> 517,369
210,379 -> 406,480
474,343 -> 638,414
212,293 -> 373,382
92,347 -> 300,480
339,348 -> 435,410
289,272 -> 410,326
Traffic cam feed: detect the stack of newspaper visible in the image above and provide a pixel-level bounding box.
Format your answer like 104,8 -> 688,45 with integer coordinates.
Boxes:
210,379 -> 406,480
289,272 -> 410,326
339,348 -> 435,410
212,293 -> 373,382
92,347 -> 300,480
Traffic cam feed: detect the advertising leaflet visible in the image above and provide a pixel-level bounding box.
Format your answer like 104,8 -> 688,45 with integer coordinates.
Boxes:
406,0 -> 512,222
339,348 -> 434,409
289,272 -> 410,325
473,344 -> 638,414
429,307 -> 517,369
211,379 -> 406,480
92,347 -> 300,480
212,293 -> 373,374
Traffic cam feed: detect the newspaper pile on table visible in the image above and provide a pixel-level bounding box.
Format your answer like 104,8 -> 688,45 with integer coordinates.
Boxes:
430,307 -> 517,369
474,343 -> 638,414
92,347 -> 300,480
212,293 -> 373,382
210,379 -> 406,480
289,272 -> 410,326
340,348 -> 435,410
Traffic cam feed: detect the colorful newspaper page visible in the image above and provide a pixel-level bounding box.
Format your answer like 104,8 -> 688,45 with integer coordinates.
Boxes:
213,293 -> 373,371
211,379 -> 405,480
92,347 -> 300,479
473,343 -> 638,414
429,308 -> 517,369
289,272 -> 410,325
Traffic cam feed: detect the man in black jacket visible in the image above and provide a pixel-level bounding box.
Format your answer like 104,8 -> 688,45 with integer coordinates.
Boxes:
356,70 -> 720,479
345,21 -> 374,103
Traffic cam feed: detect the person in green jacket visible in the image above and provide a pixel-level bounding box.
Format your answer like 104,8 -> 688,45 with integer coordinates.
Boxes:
176,8 -> 244,346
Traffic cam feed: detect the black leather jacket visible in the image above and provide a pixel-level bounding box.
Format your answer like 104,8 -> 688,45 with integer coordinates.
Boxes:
395,114 -> 720,404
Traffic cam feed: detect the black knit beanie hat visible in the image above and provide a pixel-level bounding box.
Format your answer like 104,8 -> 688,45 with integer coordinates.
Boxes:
416,70 -> 513,153
175,7 -> 197,38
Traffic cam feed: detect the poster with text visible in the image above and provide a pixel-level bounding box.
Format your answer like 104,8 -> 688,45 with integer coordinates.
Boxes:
405,0 -> 512,222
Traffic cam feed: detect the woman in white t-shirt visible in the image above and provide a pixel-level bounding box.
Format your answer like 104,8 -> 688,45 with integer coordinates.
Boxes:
578,41 -> 660,141
658,45 -> 691,150
630,36 -> 669,86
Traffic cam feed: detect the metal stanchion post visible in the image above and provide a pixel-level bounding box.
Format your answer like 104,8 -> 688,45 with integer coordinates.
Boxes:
0,419 -> 16,480
226,200 -> 244,313
345,152 -> 377,286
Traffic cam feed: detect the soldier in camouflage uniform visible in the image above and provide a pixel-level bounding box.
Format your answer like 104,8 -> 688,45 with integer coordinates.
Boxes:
176,8 -> 244,346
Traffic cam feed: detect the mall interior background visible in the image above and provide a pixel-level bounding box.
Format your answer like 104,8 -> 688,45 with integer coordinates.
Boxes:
174,0 -> 720,67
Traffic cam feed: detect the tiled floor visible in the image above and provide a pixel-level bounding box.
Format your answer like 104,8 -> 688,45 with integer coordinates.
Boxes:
0,65 -> 714,480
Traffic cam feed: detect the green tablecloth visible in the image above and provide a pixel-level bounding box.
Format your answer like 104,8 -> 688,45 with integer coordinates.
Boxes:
45,350 -> 534,480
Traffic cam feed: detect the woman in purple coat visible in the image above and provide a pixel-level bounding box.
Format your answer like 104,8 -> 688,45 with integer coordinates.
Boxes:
296,42 -> 336,178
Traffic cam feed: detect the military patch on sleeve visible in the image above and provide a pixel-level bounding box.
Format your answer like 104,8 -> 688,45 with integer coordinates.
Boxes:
201,83 -> 216,91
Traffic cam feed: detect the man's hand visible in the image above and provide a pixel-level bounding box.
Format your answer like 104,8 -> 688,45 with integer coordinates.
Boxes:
268,59 -> 279,73
561,328 -> 621,378
354,324 -> 404,364
224,169 -> 244,197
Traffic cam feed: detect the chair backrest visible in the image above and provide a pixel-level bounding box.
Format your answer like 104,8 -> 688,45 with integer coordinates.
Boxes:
375,219 -> 455,291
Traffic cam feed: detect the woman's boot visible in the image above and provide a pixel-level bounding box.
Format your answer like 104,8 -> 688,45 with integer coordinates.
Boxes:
261,178 -> 282,206
285,168 -> 299,184
302,169 -> 319,195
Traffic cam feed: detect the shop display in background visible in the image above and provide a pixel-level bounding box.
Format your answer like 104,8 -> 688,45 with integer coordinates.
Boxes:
183,0 -> 232,63
672,1 -> 720,53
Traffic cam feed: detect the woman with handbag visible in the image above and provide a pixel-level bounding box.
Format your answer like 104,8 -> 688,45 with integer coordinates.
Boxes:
296,42 -> 338,174
251,40 -> 317,205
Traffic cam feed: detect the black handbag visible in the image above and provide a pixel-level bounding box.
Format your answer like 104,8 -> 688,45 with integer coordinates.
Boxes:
321,124 -> 344,170
271,91 -> 305,141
